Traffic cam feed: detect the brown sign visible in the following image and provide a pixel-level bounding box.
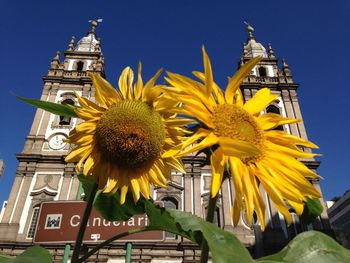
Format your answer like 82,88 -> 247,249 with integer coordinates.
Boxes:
34,201 -> 164,243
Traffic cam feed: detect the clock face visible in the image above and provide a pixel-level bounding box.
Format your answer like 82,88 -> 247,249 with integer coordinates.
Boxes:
48,134 -> 67,150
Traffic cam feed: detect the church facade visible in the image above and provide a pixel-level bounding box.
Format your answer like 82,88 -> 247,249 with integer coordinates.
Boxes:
0,22 -> 332,262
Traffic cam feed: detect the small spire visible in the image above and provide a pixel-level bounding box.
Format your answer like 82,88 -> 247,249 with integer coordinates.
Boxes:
53,51 -> 60,61
282,58 -> 292,77
50,51 -> 60,68
268,43 -> 275,58
244,21 -> 255,41
67,36 -> 75,51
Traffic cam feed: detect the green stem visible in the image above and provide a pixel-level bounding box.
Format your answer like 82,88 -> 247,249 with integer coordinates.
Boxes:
76,226 -> 158,263
200,193 -> 219,263
71,183 -> 98,263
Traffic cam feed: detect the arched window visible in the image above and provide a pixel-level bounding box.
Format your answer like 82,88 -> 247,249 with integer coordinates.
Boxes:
162,197 -> 178,239
76,61 -> 84,71
27,207 -> 40,238
59,99 -> 75,125
258,67 -> 267,77
266,105 -> 284,131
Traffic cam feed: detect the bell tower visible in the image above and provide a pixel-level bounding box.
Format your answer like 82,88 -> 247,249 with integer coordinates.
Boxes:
0,20 -> 104,242
238,23 -> 332,253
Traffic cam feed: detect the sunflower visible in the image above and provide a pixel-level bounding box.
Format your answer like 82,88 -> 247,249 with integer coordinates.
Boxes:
65,65 -> 191,204
163,48 -> 321,229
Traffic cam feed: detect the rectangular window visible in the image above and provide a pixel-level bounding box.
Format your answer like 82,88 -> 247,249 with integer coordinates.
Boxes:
27,207 -> 40,238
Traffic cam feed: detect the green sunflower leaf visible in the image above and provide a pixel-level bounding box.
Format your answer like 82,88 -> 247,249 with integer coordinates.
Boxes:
256,231 -> 350,263
93,191 -> 146,222
145,201 -> 254,263
17,96 -> 78,117
0,253 -> 9,263
0,246 -> 52,263
300,198 -> 323,225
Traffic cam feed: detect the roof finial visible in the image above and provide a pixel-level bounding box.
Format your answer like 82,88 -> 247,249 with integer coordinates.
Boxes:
244,21 -> 255,41
50,51 -> 60,68
67,36 -> 75,51
88,18 -> 103,35
268,43 -> 275,58
282,58 -> 292,78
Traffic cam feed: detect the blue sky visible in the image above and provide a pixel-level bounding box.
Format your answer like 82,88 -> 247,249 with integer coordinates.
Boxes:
0,0 -> 349,206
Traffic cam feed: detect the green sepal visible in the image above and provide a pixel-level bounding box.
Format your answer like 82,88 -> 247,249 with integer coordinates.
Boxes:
300,197 -> 323,225
0,246 -> 52,263
77,174 -> 95,200
17,96 -> 78,117
257,231 -> 350,263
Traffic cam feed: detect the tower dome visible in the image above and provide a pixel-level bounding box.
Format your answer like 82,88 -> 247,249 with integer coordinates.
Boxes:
243,23 -> 267,58
75,32 -> 99,52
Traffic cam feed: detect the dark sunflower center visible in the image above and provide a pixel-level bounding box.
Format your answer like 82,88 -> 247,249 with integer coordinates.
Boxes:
213,104 -> 265,162
95,100 -> 165,171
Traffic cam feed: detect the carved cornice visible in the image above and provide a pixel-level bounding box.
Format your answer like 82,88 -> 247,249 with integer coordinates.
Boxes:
16,154 -> 65,163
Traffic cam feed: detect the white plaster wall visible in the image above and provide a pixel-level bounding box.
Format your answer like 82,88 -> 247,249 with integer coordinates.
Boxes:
18,171 -> 63,235
43,90 -> 82,148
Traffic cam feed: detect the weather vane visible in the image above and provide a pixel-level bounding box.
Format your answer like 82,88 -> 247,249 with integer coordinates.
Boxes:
88,18 -> 103,34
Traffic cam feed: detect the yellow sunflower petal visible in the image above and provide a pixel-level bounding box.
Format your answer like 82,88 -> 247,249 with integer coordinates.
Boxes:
192,71 -> 225,104
83,156 -> 95,176
265,130 -> 319,149
130,178 -> 140,202
249,168 -> 266,230
134,62 -> 144,100
243,88 -> 279,115
177,132 -> 219,157
88,72 -> 120,108
164,73 -> 216,110
258,113 -> 300,130
118,67 -> 133,100
104,177 -> 118,194
162,128 -> 210,158
210,148 -> 226,197
229,157 -> 244,225
266,141 -> 318,158
225,56 -> 261,104
164,157 -> 186,174
219,137 -> 260,158
138,176 -> 150,199
234,88 -> 244,107
142,69 -> 163,104
65,145 -> 91,163
242,166 -> 255,225
75,121 -> 97,133
202,46 -> 214,97
289,200 -> 304,215
75,92 -> 105,112
119,185 -> 129,204
255,169 -> 292,225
